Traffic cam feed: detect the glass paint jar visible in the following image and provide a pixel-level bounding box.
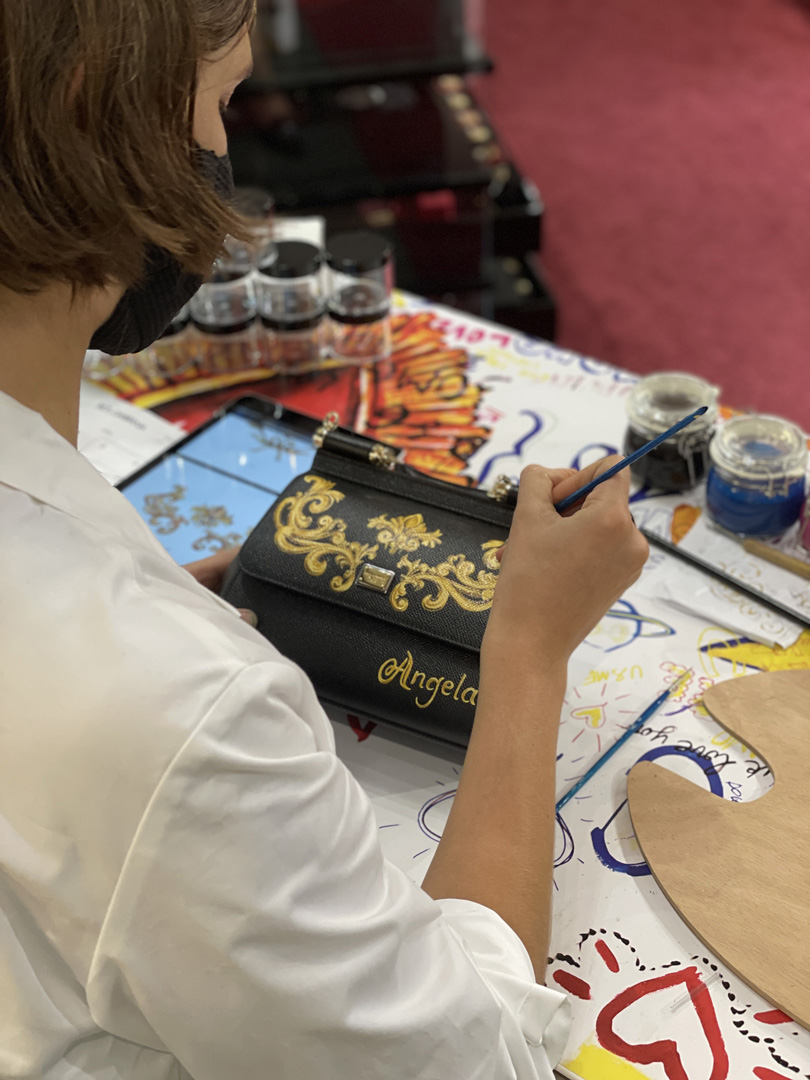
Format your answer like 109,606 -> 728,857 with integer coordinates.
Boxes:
189,257 -> 262,375
135,303 -> 194,380
706,415 -> 808,538
624,373 -> 719,492
800,496 -> 810,552
232,186 -> 276,269
326,231 -> 393,365
256,241 -> 326,374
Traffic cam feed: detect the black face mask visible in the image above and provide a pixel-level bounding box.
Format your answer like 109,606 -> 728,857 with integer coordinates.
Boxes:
90,149 -> 234,356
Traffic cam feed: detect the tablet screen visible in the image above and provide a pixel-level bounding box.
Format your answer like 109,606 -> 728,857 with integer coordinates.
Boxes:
121,401 -> 317,564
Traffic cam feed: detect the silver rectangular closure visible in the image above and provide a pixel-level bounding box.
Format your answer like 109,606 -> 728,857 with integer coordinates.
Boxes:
358,563 -> 396,595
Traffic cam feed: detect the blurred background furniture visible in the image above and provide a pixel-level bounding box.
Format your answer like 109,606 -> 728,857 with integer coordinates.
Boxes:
472,0 -> 810,425
225,0 -> 557,339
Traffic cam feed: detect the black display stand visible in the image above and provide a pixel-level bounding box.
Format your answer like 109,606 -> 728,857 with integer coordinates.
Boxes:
227,0 -> 556,340
249,0 -> 493,90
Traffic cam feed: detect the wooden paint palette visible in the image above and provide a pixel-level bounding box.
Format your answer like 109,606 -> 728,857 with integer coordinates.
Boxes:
627,669 -> 810,1029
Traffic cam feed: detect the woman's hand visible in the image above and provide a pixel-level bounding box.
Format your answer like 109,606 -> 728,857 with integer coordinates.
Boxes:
483,457 -> 649,676
423,458 -> 648,976
182,548 -> 257,627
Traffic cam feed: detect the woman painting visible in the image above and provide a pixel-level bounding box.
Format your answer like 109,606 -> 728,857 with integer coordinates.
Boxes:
0,2 -> 648,1076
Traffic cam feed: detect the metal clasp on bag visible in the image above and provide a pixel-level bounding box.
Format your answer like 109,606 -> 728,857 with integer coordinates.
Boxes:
357,563 -> 396,595
367,443 -> 399,469
313,412 -> 340,449
488,474 -> 519,504
313,412 -> 400,470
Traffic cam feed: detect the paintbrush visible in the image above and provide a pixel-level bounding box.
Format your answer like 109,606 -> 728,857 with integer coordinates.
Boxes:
640,526 -> 810,628
705,518 -> 810,581
555,406 -> 708,513
742,540 -> 810,580
556,669 -> 693,814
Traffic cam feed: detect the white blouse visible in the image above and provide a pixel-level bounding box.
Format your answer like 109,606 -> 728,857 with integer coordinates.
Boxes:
0,390 -> 569,1079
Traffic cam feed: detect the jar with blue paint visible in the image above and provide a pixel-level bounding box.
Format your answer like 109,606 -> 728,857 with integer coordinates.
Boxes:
706,415 -> 808,538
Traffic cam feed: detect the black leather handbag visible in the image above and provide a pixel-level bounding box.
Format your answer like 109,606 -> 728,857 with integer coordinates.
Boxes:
222,416 -> 517,747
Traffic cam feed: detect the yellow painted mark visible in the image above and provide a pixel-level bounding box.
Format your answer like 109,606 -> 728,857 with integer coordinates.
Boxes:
671,503 -> 701,544
562,1042 -> 651,1080
572,705 -> 606,729
133,368 -> 277,410
701,629 -> 810,676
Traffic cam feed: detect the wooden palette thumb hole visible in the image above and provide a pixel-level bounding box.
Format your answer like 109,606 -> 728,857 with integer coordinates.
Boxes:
627,669 -> 810,1029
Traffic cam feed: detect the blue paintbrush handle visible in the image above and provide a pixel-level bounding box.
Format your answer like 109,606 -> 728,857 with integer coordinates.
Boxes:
554,405 -> 708,513
555,670 -> 692,814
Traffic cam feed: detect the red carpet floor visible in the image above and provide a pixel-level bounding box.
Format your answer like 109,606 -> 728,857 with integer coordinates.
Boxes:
475,0 -> 810,426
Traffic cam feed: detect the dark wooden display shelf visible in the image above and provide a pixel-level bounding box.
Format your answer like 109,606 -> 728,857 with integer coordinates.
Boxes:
245,0 -> 492,92
225,24 -> 556,340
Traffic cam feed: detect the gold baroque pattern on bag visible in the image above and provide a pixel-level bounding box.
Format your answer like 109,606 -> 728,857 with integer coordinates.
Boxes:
389,543 -> 502,613
367,513 -> 443,553
274,475 -> 504,611
273,475 -> 379,592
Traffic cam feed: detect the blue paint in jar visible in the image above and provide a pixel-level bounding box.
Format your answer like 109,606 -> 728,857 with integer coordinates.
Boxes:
706,469 -> 806,537
706,416 -> 808,539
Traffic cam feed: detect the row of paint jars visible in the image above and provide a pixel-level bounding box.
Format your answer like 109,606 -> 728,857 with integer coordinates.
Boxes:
151,230 -> 393,379
624,372 -> 809,541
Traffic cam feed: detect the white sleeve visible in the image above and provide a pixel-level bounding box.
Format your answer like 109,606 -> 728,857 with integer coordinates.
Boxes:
87,661 -> 570,1079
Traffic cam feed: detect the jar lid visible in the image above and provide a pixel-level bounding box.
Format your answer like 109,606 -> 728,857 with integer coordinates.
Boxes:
260,241 -> 323,279
233,186 -> 274,222
709,414 -> 808,480
326,231 -> 391,273
625,372 -> 719,436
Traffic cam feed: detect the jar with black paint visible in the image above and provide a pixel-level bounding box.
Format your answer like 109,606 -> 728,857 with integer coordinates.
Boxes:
189,244 -> 261,375
624,373 -> 719,492
256,241 -> 326,374
233,186 -> 276,269
326,231 -> 393,365
137,302 -> 194,380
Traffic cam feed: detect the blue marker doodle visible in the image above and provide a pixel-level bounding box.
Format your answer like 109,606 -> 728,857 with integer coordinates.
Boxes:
590,746 -> 724,875
417,788 -> 457,843
476,410 -> 544,484
576,357 -> 638,383
555,812 -> 575,868
585,598 -> 676,654
512,336 -> 557,360
570,443 -> 618,472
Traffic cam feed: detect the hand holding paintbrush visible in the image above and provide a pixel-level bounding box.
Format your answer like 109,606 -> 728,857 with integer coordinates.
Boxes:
493,406 -> 708,526
554,406 -> 708,513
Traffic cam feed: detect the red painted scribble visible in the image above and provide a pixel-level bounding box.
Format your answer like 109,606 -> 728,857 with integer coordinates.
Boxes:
595,939 -> 620,973
348,715 -> 377,742
753,1009 -> 794,1025
753,1068 -> 795,1080
596,967 -> 729,1080
552,969 -> 592,1000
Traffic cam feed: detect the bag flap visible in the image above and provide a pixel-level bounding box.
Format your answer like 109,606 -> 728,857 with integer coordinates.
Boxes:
237,460 -> 512,653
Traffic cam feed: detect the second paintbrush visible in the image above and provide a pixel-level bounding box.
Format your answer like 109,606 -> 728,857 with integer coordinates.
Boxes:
555,405 -> 709,513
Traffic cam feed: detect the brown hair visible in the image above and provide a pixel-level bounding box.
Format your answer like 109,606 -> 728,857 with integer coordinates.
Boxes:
0,0 -> 255,294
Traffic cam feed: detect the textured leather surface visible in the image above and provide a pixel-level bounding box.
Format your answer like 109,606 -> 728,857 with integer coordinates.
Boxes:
222,454 -> 515,747
314,449 -> 516,528
224,570 -> 480,747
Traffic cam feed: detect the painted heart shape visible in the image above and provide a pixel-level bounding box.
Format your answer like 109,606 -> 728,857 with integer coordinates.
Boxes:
571,704 -> 606,728
596,967 -> 729,1080
348,714 -> 377,742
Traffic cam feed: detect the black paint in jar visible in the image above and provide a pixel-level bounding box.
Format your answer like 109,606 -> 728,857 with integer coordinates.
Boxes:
624,373 -> 719,492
